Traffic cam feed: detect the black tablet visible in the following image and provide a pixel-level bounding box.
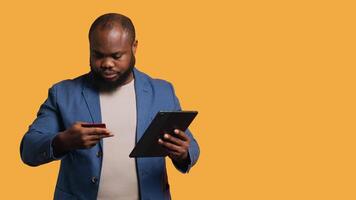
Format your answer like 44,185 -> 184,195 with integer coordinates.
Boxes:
129,111 -> 198,157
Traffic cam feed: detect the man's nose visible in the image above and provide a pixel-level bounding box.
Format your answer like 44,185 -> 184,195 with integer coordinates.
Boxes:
101,58 -> 115,69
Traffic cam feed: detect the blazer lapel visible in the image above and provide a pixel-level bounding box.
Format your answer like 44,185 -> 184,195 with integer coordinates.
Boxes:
82,75 -> 102,124
82,74 -> 103,149
133,68 -> 152,143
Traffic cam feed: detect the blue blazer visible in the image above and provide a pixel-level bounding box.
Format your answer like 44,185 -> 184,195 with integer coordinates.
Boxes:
20,68 -> 200,200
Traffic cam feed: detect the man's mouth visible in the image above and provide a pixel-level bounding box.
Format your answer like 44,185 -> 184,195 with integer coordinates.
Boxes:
102,72 -> 119,81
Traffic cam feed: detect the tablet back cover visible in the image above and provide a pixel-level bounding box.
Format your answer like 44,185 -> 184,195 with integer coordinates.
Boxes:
129,111 -> 198,157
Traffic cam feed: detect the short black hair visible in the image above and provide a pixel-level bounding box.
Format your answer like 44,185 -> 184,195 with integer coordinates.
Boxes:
88,13 -> 136,44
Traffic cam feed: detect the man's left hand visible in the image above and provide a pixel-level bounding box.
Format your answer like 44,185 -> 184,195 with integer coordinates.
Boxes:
158,129 -> 190,162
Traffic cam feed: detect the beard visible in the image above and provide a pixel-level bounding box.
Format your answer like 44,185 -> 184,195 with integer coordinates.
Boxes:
90,53 -> 135,92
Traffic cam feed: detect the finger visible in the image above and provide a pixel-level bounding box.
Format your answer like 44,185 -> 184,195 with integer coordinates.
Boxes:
71,121 -> 89,131
167,151 -> 180,159
172,129 -> 190,141
75,121 -> 90,127
85,128 -> 112,135
77,121 -> 89,124
162,133 -> 184,146
85,135 -> 100,142
87,134 -> 114,141
99,134 -> 114,139
158,138 -> 182,153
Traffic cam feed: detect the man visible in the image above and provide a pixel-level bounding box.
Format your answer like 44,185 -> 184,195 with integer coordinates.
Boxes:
20,13 -> 200,200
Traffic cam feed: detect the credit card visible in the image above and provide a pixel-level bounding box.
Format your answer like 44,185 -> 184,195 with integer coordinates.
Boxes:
81,123 -> 106,128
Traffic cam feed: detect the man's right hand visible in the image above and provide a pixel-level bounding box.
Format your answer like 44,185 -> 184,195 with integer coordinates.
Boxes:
52,122 -> 113,157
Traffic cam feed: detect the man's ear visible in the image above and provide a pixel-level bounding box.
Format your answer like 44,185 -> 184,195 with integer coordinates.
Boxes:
132,40 -> 138,54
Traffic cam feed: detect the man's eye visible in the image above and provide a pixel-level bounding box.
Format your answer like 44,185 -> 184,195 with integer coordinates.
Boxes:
113,55 -> 122,60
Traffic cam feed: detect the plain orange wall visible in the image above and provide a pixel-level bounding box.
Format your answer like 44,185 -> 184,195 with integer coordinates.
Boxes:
1,1 -> 356,199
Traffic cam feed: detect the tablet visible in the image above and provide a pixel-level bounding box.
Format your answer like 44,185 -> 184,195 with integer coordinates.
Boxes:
129,111 -> 198,157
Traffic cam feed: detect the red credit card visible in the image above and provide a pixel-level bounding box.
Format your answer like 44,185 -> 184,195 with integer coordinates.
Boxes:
81,123 -> 106,128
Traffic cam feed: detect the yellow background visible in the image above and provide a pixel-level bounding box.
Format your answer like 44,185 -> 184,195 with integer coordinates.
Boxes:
1,0 -> 355,199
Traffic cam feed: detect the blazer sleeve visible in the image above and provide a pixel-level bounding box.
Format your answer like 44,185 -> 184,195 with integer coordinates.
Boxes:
20,85 -> 66,166
168,83 -> 200,173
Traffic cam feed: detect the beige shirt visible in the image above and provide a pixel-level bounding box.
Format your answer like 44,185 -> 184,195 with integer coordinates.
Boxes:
97,79 -> 139,200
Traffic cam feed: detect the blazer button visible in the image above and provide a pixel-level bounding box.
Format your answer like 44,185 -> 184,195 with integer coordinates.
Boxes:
96,151 -> 102,157
91,176 -> 98,184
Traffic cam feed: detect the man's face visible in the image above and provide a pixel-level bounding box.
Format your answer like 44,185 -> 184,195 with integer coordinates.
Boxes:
89,26 -> 137,91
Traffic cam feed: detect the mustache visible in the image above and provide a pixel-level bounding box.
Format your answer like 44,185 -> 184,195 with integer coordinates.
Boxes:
92,67 -> 119,74
91,68 -> 124,78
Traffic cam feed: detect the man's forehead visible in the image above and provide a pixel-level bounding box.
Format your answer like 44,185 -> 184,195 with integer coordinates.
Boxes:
90,28 -> 131,53
91,27 -> 130,42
